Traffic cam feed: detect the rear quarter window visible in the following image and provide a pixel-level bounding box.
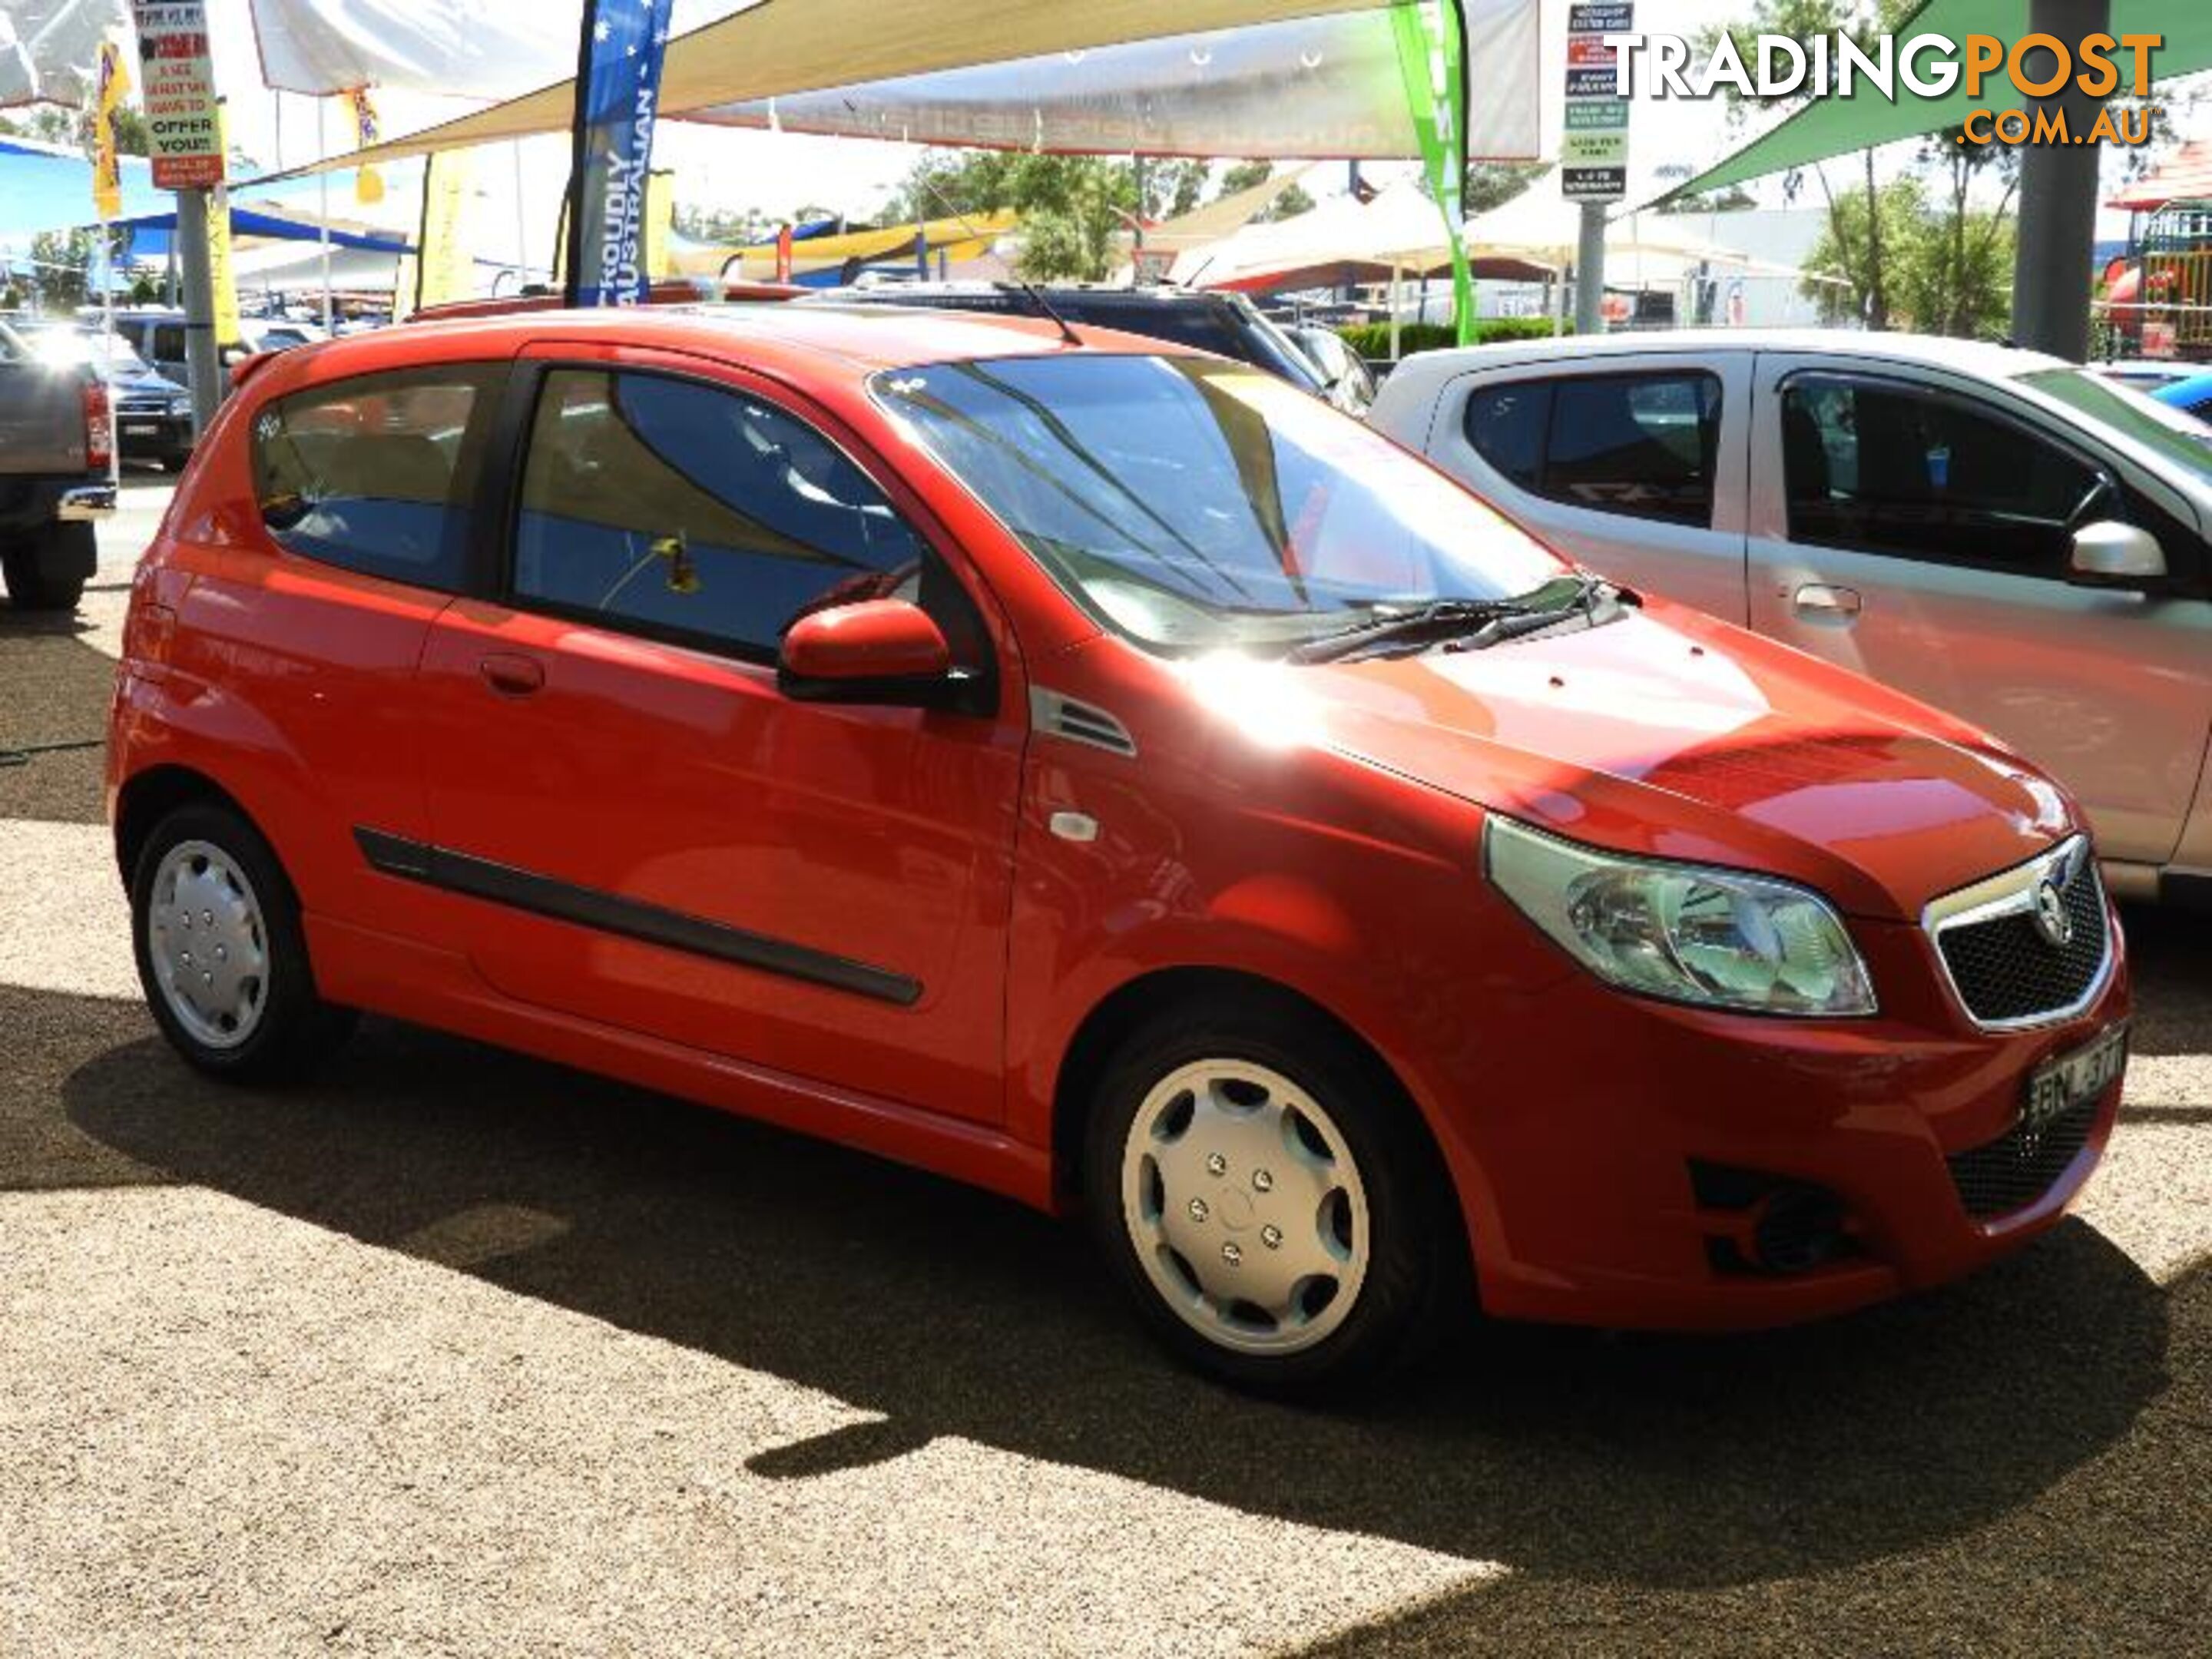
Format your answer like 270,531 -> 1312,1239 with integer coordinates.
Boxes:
249,363 -> 505,591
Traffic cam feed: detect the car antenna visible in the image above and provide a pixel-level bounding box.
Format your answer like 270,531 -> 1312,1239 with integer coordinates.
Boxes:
919,179 -> 1083,348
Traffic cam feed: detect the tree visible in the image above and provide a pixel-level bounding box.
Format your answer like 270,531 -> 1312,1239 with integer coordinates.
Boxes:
1217,159 -> 1273,197
1142,159 -> 1209,222
1897,204 -> 2014,339
1695,0 -> 1919,329
1008,157 -> 1140,280
1211,160 -> 1311,223
1658,186 -> 1757,215
881,149 -> 1019,224
0,101 -> 149,155
1911,122 -> 2019,337
674,203 -> 773,244
882,149 -> 1150,281
1465,161 -> 1548,216
26,228 -> 102,310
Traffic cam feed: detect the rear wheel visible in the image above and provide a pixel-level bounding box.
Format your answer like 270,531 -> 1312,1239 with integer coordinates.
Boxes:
130,801 -> 356,1083
0,524 -> 91,611
1083,997 -> 1463,1396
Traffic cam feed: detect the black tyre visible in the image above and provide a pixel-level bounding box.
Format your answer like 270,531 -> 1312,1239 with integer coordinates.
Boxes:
1082,992 -> 1466,1396
129,800 -> 356,1083
161,448 -> 195,474
1,525 -> 90,612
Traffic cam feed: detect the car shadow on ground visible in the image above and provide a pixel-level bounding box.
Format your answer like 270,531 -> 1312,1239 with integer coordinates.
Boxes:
25,970 -> 2189,1610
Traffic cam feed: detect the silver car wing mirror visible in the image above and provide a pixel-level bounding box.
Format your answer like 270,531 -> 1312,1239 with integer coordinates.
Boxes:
2068,519 -> 2167,588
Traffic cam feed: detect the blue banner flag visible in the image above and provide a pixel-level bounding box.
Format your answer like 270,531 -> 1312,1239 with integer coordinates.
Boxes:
562,0 -> 671,306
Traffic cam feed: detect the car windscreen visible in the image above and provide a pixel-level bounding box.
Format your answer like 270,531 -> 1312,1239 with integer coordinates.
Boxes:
2017,366 -> 2212,487
874,353 -> 1565,654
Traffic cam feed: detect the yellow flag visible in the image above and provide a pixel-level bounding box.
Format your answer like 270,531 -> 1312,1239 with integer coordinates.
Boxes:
92,41 -> 129,221
209,103 -> 242,353
644,168 -> 675,282
347,88 -> 385,207
414,147 -> 475,310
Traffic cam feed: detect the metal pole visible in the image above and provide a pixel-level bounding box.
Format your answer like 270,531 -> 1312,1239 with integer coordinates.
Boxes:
316,96 -> 334,332
1574,200 -> 1607,334
176,187 -> 221,434
2010,0 -> 2110,359
512,139 -> 530,289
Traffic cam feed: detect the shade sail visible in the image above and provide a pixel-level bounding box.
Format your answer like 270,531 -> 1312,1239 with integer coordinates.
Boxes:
244,0 -> 746,97
1664,1 -> 2212,204
1171,180 -> 1460,286
1169,177 -> 1794,293
0,0 -> 120,109
286,0 -> 1478,174
694,3 -> 1539,161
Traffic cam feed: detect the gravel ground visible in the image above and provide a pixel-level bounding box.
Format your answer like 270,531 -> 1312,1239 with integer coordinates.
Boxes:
2,506 -> 2207,1654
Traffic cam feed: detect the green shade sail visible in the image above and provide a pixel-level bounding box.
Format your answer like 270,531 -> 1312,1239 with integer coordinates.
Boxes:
1661,1 -> 2212,203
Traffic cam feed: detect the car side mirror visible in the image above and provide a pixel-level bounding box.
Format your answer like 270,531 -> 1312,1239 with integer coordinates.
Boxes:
2068,519 -> 2167,588
778,598 -> 955,706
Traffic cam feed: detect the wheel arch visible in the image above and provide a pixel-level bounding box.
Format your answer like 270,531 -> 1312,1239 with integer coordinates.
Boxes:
114,763 -> 263,883
1049,966 -> 1462,1239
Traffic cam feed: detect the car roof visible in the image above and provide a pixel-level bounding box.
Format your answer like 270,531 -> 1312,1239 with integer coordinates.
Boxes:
1381,327 -> 2071,387
822,282 -> 1226,306
290,300 -> 1189,382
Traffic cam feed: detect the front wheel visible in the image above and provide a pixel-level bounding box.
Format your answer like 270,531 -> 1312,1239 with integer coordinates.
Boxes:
130,801 -> 356,1083
1083,998 -> 1464,1396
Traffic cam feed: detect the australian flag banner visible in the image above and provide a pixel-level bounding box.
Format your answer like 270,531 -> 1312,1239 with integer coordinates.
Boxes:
563,0 -> 671,306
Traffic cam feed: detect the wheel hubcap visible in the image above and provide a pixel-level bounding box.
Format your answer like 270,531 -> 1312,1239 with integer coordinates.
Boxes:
1120,1058 -> 1369,1356
147,840 -> 268,1049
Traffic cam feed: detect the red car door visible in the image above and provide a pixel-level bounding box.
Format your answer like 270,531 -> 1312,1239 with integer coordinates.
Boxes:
402,344 -> 1026,1124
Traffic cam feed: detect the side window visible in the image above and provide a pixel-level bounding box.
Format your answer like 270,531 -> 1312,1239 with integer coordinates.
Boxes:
1466,373 -> 1721,526
1538,373 -> 1722,527
1782,375 -> 2096,573
151,323 -> 187,364
1463,380 -> 1551,491
250,363 -> 503,591
512,369 -> 933,659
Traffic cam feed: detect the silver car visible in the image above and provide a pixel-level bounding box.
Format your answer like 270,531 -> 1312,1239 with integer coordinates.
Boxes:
1369,329 -> 2212,902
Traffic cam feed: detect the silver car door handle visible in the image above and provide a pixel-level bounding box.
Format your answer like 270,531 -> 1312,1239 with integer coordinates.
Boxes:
1793,583 -> 1862,617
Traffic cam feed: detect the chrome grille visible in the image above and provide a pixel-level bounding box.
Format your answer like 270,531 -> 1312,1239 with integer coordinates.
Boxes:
1923,836 -> 2111,1030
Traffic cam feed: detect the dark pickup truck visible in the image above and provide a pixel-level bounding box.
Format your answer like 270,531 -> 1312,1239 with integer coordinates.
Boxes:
0,318 -> 113,611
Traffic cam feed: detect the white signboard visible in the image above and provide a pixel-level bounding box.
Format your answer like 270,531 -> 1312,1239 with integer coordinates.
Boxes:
1562,0 -> 1630,202
132,0 -> 223,189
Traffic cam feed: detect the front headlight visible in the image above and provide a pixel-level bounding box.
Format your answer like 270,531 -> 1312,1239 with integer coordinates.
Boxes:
1484,815 -> 1876,1016
168,394 -> 193,416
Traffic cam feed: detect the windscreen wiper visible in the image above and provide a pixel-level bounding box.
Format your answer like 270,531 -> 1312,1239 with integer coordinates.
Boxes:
1286,575 -> 1605,665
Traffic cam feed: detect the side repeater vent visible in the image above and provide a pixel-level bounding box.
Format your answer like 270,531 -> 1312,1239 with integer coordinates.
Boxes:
1030,687 -> 1137,758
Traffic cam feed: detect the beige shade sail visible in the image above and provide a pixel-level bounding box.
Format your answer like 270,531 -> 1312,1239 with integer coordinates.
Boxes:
283,0 -> 1400,175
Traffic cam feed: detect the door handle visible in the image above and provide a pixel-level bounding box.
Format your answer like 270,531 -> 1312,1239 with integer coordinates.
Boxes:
1793,583 -> 1862,618
478,652 -> 545,697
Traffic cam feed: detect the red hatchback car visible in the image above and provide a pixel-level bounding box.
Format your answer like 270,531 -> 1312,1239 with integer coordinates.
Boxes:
108,306 -> 2129,1392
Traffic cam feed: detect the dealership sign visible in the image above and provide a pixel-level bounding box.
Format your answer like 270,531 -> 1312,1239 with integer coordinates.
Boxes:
1563,2 -> 1631,200
131,0 -> 224,189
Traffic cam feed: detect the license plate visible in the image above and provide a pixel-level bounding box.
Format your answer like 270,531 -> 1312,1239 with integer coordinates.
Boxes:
2024,1022 -> 2128,1134
123,422 -> 158,435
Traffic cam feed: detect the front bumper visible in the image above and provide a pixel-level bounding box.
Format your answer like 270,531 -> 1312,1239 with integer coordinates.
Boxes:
1430,902 -> 2131,1331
